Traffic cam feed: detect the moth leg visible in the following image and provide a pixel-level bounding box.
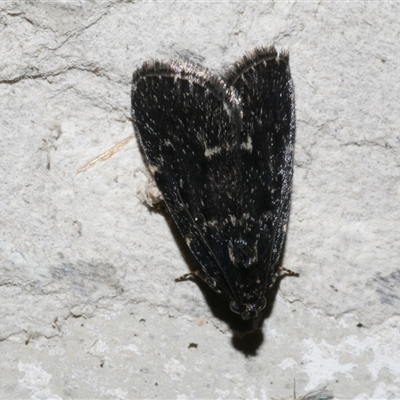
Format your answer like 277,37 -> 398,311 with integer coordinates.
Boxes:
175,270 -> 205,282
136,174 -> 164,208
279,266 -> 299,277
175,270 -> 222,294
76,135 -> 134,173
268,266 -> 299,289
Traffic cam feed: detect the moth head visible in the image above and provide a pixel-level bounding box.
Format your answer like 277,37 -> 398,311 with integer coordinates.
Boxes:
230,296 -> 267,320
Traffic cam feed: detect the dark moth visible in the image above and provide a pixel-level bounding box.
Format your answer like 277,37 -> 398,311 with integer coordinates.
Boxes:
131,46 -> 295,320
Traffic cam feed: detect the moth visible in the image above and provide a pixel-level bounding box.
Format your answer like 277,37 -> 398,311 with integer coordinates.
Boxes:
131,46 -> 295,320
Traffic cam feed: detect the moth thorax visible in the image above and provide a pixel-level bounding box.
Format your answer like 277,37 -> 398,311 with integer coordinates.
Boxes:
228,238 -> 258,269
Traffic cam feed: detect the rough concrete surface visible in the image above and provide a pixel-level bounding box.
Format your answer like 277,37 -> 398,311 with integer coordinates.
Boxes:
1,1 -> 399,399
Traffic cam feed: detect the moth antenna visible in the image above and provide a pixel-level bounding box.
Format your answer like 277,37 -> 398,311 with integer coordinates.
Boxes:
77,135 -> 134,174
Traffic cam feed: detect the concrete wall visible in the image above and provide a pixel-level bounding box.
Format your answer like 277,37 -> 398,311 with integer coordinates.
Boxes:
1,2 -> 399,398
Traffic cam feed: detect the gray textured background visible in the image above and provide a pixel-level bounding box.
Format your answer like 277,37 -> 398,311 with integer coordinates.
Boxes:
1,1 -> 399,399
